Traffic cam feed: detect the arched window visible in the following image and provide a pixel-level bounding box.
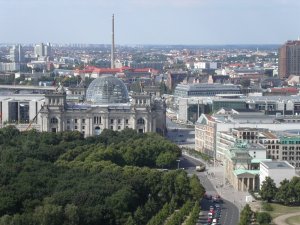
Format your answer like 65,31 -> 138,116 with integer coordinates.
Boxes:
95,126 -> 101,135
50,117 -> 58,124
137,118 -> 145,125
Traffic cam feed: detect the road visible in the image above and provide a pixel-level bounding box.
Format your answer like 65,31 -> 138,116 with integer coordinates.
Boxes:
166,118 -> 239,225
182,154 -> 239,225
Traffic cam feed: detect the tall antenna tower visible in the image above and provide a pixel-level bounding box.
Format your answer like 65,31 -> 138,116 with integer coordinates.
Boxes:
111,14 -> 115,69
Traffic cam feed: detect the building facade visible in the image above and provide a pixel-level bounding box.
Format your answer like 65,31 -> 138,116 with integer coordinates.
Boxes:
279,40 -> 300,79
195,114 -> 216,157
0,75 -> 166,137
260,161 -> 296,187
9,45 -> 24,63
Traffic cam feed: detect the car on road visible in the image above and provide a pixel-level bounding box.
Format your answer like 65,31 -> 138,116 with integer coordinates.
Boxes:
213,194 -> 223,203
207,217 -> 212,224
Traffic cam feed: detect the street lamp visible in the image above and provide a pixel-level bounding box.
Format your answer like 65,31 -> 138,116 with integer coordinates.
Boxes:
176,159 -> 180,169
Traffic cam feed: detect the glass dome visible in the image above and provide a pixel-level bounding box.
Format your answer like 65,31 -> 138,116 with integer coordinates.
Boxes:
86,75 -> 129,104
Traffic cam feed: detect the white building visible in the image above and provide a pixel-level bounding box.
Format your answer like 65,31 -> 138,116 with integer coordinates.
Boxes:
260,161 -> 296,187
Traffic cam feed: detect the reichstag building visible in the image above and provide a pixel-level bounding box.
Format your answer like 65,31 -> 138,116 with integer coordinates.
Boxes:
0,75 -> 166,137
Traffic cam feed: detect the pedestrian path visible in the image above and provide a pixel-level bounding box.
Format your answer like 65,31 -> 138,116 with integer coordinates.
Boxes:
183,152 -> 249,212
273,212 -> 300,225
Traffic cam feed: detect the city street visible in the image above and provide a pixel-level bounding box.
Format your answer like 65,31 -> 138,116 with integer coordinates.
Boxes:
166,118 -> 240,225
181,154 -> 239,225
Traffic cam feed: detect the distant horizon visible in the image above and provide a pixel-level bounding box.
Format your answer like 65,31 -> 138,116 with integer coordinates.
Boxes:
0,42 -> 282,47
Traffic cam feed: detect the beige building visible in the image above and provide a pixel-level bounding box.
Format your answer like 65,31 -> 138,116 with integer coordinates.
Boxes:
195,114 -> 216,157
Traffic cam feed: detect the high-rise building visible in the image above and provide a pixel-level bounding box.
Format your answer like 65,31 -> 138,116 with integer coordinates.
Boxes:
34,42 -> 51,58
44,42 -> 51,57
34,43 -> 44,58
278,40 -> 300,79
9,44 -> 24,63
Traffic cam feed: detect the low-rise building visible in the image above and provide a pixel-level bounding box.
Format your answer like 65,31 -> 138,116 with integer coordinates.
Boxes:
260,161 -> 296,187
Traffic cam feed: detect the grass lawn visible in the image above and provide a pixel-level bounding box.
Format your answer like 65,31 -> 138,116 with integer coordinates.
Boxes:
259,203 -> 300,225
286,215 -> 300,225
269,203 -> 300,219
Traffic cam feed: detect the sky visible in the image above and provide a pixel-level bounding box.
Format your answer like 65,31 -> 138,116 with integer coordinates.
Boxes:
0,0 -> 299,45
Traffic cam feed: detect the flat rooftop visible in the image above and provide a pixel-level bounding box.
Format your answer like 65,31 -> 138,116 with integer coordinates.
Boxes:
261,161 -> 294,169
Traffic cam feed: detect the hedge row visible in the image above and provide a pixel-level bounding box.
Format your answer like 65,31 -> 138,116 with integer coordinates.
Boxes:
164,201 -> 193,225
147,201 -> 176,225
184,202 -> 200,225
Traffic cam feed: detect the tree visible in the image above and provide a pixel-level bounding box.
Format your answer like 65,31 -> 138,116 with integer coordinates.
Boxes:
239,204 -> 253,225
33,203 -> 64,225
259,177 -> 277,202
276,179 -> 291,205
288,176 -> 300,204
256,212 -> 272,225
189,175 -> 205,201
155,152 -> 177,168
64,204 -> 79,225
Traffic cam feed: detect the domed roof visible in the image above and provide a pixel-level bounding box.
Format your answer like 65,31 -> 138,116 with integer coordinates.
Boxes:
86,75 -> 129,104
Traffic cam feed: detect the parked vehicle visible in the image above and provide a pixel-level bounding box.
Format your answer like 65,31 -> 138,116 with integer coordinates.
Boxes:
196,164 -> 206,172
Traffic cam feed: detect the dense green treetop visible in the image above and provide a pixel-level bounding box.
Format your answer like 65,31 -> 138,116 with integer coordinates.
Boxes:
0,126 -> 203,225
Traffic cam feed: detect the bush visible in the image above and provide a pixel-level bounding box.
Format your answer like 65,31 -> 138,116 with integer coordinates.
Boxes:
165,201 -> 193,225
261,202 -> 273,211
147,201 -> 176,225
185,202 -> 200,225
256,212 -> 272,225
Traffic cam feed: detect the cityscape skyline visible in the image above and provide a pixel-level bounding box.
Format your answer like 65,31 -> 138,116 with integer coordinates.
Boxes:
1,0 -> 300,45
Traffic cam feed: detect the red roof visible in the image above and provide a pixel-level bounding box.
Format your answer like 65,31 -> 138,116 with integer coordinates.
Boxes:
270,87 -> 298,93
75,66 -> 158,75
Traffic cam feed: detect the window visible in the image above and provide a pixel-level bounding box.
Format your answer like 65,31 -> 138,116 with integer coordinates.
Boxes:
118,126 -> 121,130
74,119 -> 78,124
50,117 -> 58,124
111,119 -> 114,124
118,119 -> 121,124
137,118 -> 145,125
125,119 -> 129,124
82,126 -> 85,130
110,126 -> 113,130
67,119 -> 70,124
74,126 -> 78,129
82,119 -> 85,124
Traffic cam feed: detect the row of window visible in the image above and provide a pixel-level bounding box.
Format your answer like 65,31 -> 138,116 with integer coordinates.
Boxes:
267,145 -> 280,149
135,99 -> 147,104
282,157 -> 300,161
49,98 -> 61,105
51,117 -> 145,126
282,146 -> 300,150
281,141 -> 300,144
111,125 -> 129,130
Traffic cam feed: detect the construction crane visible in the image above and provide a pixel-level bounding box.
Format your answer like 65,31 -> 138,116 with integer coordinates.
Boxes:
25,106 -> 44,131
